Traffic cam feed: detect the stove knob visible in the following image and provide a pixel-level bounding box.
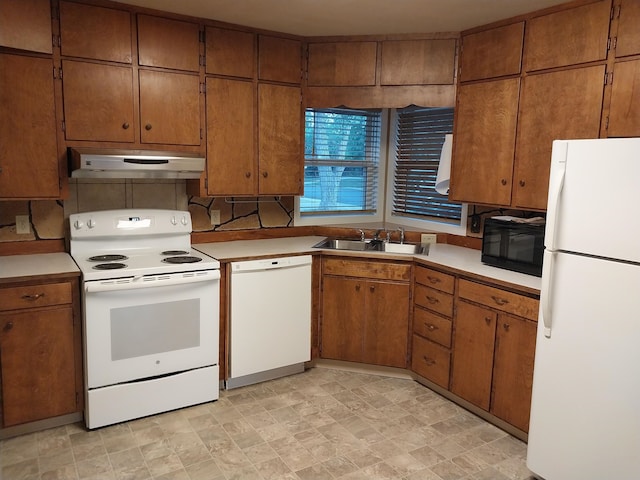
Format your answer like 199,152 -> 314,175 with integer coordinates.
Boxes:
87,219 -> 96,229
171,216 -> 177,225
74,220 -> 84,230
181,216 -> 188,226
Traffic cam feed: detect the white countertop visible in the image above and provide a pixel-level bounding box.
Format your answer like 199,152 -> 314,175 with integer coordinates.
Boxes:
0,253 -> 80,281
194,236 -> 541,292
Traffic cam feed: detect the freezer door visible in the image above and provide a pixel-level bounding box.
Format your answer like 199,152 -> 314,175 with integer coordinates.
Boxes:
527,252 -> 640,479
545,138 -> 640,263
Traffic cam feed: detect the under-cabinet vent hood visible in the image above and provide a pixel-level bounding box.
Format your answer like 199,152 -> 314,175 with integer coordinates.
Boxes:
69,148 -> 205,179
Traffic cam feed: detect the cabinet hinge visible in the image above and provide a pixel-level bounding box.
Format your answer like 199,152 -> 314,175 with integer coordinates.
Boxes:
611,4 -> 621,20
52,34 -> 60,48
51,4 -> 59,20
605,115 -> 610,130
204,177 -> 208,190
200,128 -> 203,140
61,120 -> 66,132
200,82 -> 206,94
605,71 -> 614,85
199,54 -> 206,67
199,29 -> 206,43
607,37 -> 617,51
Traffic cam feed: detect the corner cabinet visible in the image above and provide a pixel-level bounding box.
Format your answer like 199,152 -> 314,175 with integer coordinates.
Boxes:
320,257 -> 411,368
0,276 -> 82,428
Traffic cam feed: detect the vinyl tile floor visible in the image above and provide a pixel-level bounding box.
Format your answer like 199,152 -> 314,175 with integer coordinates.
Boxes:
0,367 -> 536,480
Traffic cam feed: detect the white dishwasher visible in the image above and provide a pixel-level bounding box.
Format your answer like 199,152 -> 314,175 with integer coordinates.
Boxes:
227,255 -> 312,389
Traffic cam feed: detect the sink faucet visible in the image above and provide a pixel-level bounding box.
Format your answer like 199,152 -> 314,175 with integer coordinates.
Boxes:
397,227 -> 405,244
357,229 -> 366,242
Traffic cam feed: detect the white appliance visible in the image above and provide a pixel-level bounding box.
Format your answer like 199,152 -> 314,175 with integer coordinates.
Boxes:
527,138 -> 640,479
69,209 -> 221,429
227,255 -> 312,389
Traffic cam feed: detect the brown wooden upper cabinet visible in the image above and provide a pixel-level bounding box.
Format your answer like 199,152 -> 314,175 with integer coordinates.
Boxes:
137,15 -> 200,72
258,35 -> 302,84
380,39 -> 456,85
0,0 -> 52,53
523,0 -> 611,72
205,26 -> 255,78
607,59 -> 640,137
307,42 -> 377,86
615,0 -> 640,58
59,1 -> 132,63
459,22 -> 524,82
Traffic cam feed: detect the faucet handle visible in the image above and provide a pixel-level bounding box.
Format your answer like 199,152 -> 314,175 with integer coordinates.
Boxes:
397,227 -> 405,244
357,229 -> 366,242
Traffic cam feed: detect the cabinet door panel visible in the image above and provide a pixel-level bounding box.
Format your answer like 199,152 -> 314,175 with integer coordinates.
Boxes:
258,84 -> 302,194
616,0 -> 640,57
523,0 -> 611,72
0,0 -> 52,53
381,39 -> 456,85
138,15 -> 200,72
363,281 -> 409,368
205,27 -> 255,78
307,42 -> 377,86
259,35 -> 301,84
321,276 -> 363,362
608,59 -> 640,137
450,79 -> 519,206
412,334 -> 450,388
491,314 -> 536,432
451,300 -> 496,410
0,54 -> 59,198
206,78 -> 256,195
514,66 -> 604,209
0,307 -> 76,426
139,70 -> 201,146
59,1 -> 132,63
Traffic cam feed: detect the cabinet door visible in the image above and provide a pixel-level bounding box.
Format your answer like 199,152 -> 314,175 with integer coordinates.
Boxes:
139,70 -> 201,146
137,15 -> 200,72
616,0 -> 640,57
450,78 -> 519,206
523,0 -> 611,72
321,276 -> 364,362
307,42 -> 377,86
459,22 -> 524,82
608,59 -> 640,137
258,83 -> 303,195
0,54 -> 60,198
450,300 -> 496,410
412,334 -> 451,389
259,35 -> 301,84
0,0 -> 52,53
0,307 -> 76,427
513,66 -> 605,209
62,60 -> 135,142
59,1 -> 132,63
381,39 -> 456,85
206,77 -> 256,195
205,27 -> 255,78
491,314 -> 536,432
363,281 -> 409,368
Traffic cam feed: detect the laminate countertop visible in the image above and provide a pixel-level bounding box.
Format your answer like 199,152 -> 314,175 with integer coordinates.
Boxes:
0,253 -> 80,283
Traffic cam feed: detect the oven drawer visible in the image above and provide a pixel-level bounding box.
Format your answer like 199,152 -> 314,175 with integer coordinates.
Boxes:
0,282 -> 72,312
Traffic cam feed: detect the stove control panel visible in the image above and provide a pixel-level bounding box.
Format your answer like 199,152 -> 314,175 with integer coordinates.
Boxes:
70,209 -> 192,239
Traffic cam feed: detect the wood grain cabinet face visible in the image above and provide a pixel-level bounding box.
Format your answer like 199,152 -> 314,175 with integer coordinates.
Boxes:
514,66 -> 605,209
459,22 -> 524,82
259,35 -> 302,84
523,0 -> 611,72
0,54 -> 60,199
381,39 -> 456,85
616,0 -> 640,58
307,42 -> 378,86
0,0 -> 52,53
608,59 -> 640,137
205,27 -> 255,78
137,15 -> 200,72
59,1 -> 132,63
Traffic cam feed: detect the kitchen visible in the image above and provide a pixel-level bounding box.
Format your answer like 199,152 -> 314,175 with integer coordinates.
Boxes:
1,0 -> 639,478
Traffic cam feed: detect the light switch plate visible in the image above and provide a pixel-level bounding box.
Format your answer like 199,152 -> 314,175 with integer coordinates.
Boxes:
420,233 -> 437,245
16,215 -> 30,234
210,210 -> 221,226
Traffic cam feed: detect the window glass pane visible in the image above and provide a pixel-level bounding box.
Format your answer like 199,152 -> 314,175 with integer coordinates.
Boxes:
302,108 -> 381,215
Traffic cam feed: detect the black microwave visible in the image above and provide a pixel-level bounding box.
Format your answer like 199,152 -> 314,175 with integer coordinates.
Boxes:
481,218 -> 545,277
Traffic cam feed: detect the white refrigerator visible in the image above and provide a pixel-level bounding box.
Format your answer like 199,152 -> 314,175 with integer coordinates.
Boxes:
526,138 -> 640,479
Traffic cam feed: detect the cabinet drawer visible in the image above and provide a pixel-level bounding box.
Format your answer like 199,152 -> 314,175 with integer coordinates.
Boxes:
415,266 -> 454,294
458,279 -> 538,320
414,284 -> 453,317
411,334 -> 450,389
413,307 -> 452,348
323,258 -> 411,281
0,282 -> 73,312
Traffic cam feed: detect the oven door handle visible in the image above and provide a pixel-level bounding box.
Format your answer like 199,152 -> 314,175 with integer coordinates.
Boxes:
85,270 -> 220,293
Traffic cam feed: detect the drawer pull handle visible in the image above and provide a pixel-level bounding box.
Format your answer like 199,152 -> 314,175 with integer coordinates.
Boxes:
425,323 -> 438,331
422,355 -> 435,366
3,321 -> 13,331
426,296 -> 439,304
491,295 -> 509,306
22,293 -> 45,301
426,276 -> 441,284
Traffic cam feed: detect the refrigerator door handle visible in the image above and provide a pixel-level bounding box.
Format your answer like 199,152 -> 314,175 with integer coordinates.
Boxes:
545,141 -> 568,251
541,249 -> 555,338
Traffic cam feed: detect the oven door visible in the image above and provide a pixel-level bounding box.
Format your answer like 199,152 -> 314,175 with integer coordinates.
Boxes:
83,270 -> 220,389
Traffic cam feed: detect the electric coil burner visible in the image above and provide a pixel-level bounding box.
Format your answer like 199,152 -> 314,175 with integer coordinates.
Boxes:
69,209 -> 221,429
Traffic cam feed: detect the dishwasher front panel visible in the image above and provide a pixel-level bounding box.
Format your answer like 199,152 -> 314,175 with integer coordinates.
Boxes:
229,255 -> 312,383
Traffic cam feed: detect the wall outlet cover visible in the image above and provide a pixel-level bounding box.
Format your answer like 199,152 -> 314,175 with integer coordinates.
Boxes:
420,233 -> 437,244
210,210 -> 221,226
16,215 -> 31,234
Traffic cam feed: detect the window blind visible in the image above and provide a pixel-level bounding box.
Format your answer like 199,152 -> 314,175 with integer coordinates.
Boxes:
393,107 -> 462,221
301,108 -> 382,215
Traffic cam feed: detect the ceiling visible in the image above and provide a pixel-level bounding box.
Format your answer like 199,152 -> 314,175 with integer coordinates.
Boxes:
114,0 -> 569,36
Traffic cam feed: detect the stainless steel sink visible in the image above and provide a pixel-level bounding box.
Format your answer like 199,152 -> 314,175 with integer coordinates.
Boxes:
313,237 -> 428,255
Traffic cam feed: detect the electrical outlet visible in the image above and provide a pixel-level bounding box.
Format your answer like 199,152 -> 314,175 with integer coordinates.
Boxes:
420,233 -> 437,245
210,210 -> 221,226
16,215 -> 30,234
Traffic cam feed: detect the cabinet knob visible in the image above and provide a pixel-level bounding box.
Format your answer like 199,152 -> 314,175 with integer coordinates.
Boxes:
145,124 -> 153,131
501,179 -> 507,186
122,122 -> 130,130
369,285 -> 375,292
425,323 -> 438,331
262,171 -> 268,178
485,317 -> 492,325
519,180 -> 526,187
3,321 -> 13,332
355,284 -> 360,291
503,323 -> 510,331
245,172 -> 251,178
